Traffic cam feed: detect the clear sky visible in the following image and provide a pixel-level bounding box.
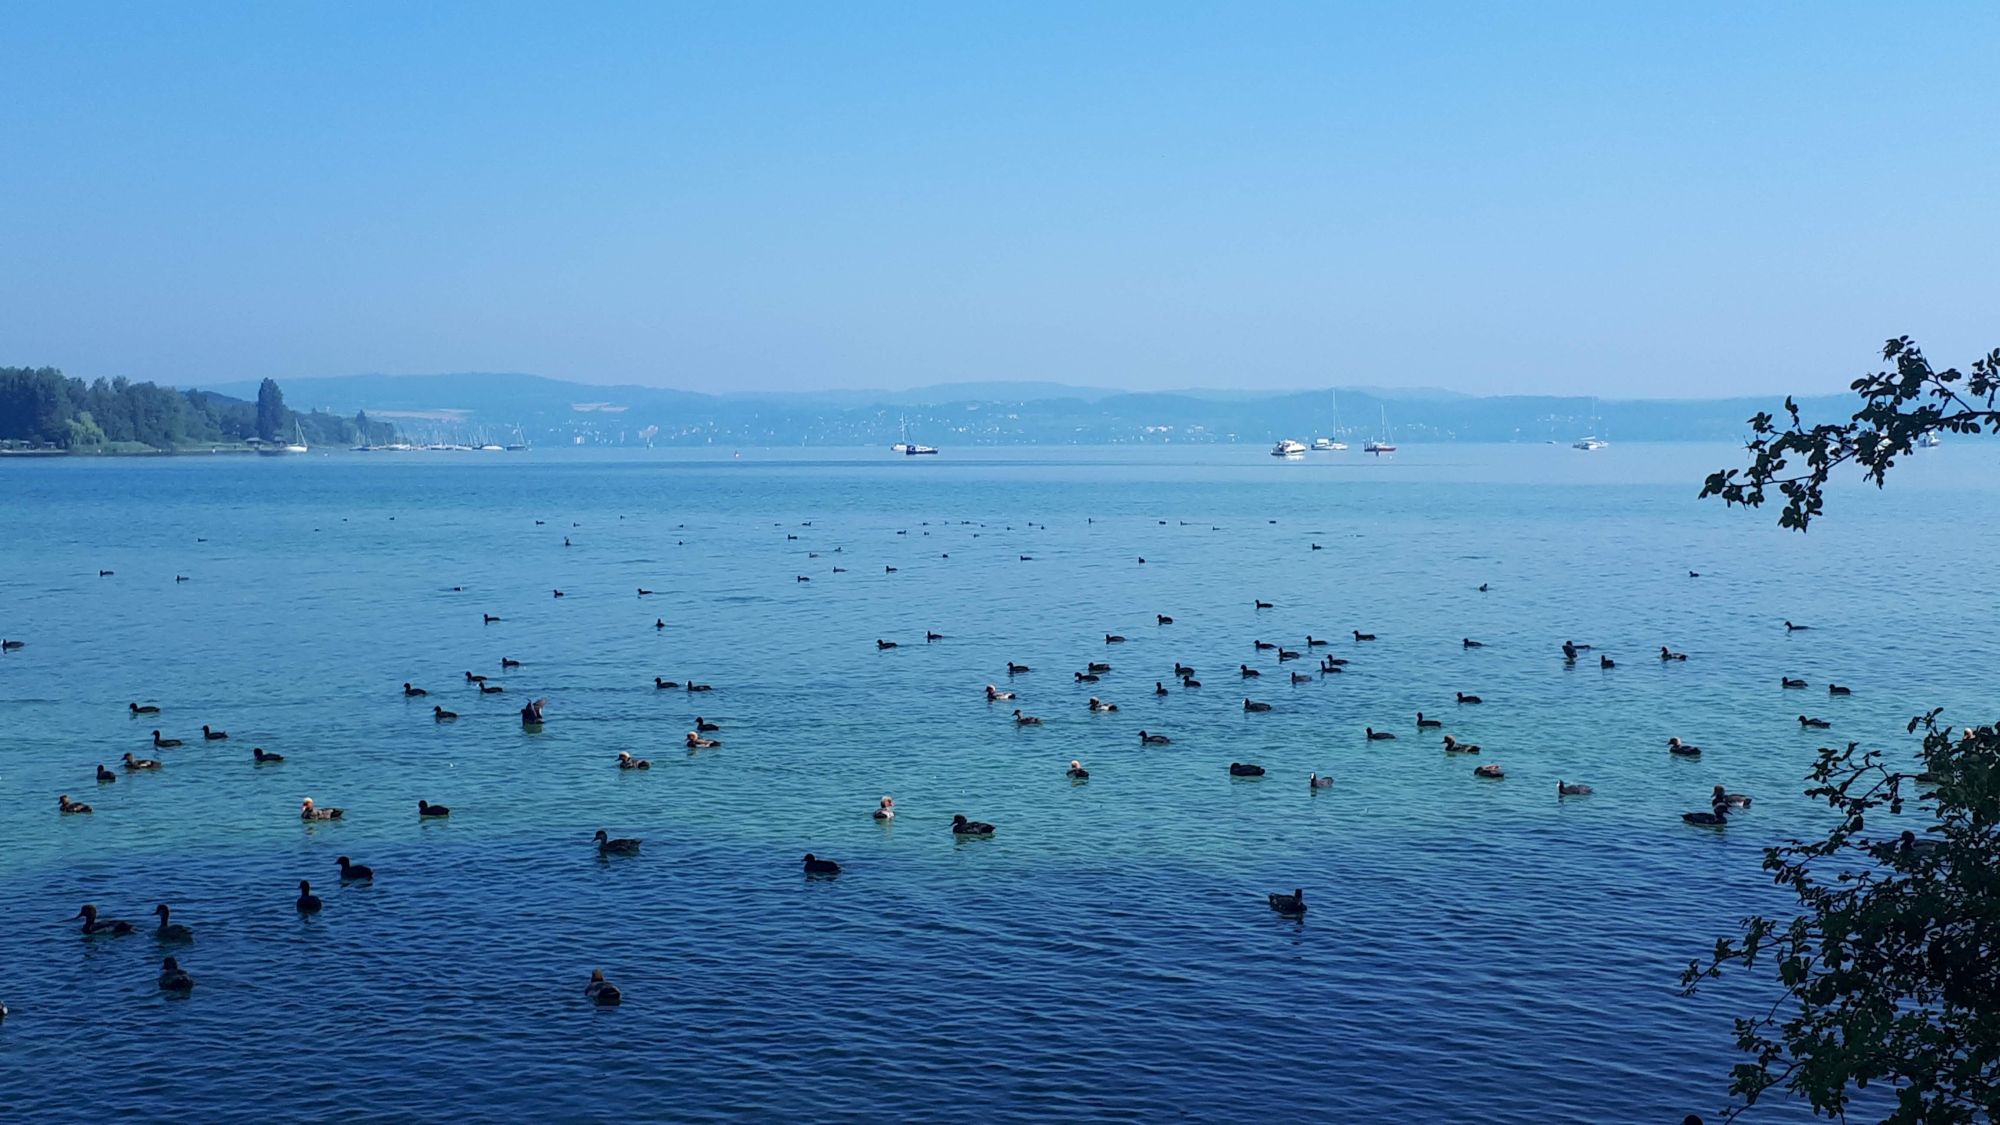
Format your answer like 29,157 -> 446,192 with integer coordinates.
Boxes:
1,2 -> 1994,396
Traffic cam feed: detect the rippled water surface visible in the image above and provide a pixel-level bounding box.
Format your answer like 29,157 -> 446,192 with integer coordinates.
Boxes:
3,443 -> 1996,1122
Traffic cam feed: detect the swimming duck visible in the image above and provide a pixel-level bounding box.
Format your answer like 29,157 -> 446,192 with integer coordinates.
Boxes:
202,725 -> 228,740
951,814 -> 996,835
1322,656 -> 1348,669
1456,692 -> 1483,704
96,764 -> 116,783
300,797 -> 343,821
1243,699 -> 1272,712
1086,662 -> 1112,674
58,794 -> 93,814
1441,735 -> 1481,753
803,853 -> 843,876
1157,614 -> 1174,625
433,705 -> 458,720
985,685 -> 1016,701
1180,676 -> 1202,688
1896,830 -> 1938,857
500,657 -> 522,668
464,672 -> 488,684
480,680 -> 506,694
1267,889 -> 1306,915
1305,635 -> 1328,647
585,970 -> 622,1006
157,956 -> 196,994
296,880 -> 323,913
1562,641 -> 1578,662
1473,763 -> 1505,779
1799,715 -> 1831,729
1007,662 -> 1031,675
872,796 -> 895,820
1462,638 -> 1486,648
1088,697 -> 1118,713
402,683 -> 428,697
1660,646 -> 1688,662
617,751 -> 651,770
1781,676 -> 1807,689
1174,662 -> 1197,677
1353,630 -> 1377,642
151,731 -> 182,748
1557,780 -> 1593,796
483,614 -> 501,624
1308,773 -> 1334,789
927,631 -> 944,642
1828,684 -> 1852,696
1139,730 -> 1171,745
655,619 -> 666,629
74,904 -> 134,936
0,638 -> 22,649
1012,709 -> 1042,726
336,856 -> 374,881
253,746 -> 285,763
418,800 -> 451,818
1682,804 -> 1730,826
1105,633 -> 1126,644
686,732 -> 721,749
1153,681 -> 1169,696
129,702 -> 160,714
1291,672 -> 1312,684
1478,582 -> 1489,592
1710,784 -> 1752,809
1074,671 -> 1100,683
1416,713 -> 1442,729
695,717 -> 720,732
1784,620 -> 1809,631
1238,664 -> 1262,679
153,904 -> 194,943
1667,737 -> 1701,757
1365,727 -> 1396,741
1255,599 -> 1274,609
1599,655 -> 1615,669
1277,648 -> 1301,661
1066,759 -> 1090,780
637,588 -> 654,596
552,589 -> 565,598
594,829 -> 642,855
123,752 -> 162,770
1253,641 -> 1276,653
685,682 -> 712,693
876,639 -> 898,650
1228,762 -> 1266,777
655,677 -> 679,689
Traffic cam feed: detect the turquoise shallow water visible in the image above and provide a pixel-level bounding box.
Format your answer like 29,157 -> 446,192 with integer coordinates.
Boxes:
2,442 -> 1995,1122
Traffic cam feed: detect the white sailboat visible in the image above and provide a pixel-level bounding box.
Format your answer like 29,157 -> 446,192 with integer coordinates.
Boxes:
1312,390 -> 1348,450
892,418 -> 937,455
1364,405 -> 1396,454
1572,399 -> 1607,449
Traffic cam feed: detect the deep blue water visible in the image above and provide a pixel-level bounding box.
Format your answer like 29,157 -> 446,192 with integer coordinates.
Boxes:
2,443 -> 1995,1122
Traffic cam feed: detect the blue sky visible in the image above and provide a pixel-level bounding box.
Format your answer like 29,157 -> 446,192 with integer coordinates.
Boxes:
1,2 -> 1993,395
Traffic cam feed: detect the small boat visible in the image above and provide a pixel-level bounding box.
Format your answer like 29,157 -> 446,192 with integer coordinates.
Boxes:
892,418 -> 939,456
1918,432 -> 1941,448
284,420 -> 309,454
1572,436 -> 1608,451
1270,439 -> 1307,457
1364,405 -> 1396,454
1312,391 -> 1348,450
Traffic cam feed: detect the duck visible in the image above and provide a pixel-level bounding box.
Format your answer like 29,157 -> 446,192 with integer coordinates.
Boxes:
686,732 -> 721,749
96,764 -> 116,783
300,797 -> 343,821
153,904 -> 194,943
594,829 -> 642,855
985,684 -> 1016,701
296,880 -> 323,914
637,587 -> 654,596
157,956 -> 196,993
129,702 -> 161,715
1087,661 -> 1112,673
1273,647 -> 1300,662
1267,889 -> 1306,916
884,566 -> 897,573
1562,641 -> 1579,662
1139,730 -> 1171,745
483,613 -> 501,624
1153,681 -> 1169,696
1462,638 -> 1486,648
1896,830 -> 1939,857
1365,727 -> 1396,741
1243,699 -> 1272,712
1228,762 -> 1266,777
0,638 -> 23,650
151,730 -> 182,748
1105,633 -> 1126,644
1667,737 -> 1701,757
478,681 -> 505,695
1599,655 -> 1615,669
1156,615 -> 1174,625
655,618 -> 667,629
336,855 -> 374,881
202,725 -> 228,740
500,657 -> 522,668
685,681 -> 713,693
1291,672 -> 1312,684
1682,804 -> 1730,826
802,852 -> 843,876
1353,630 -> 1377,642
1087,697 -> 1118,713
1781,676 -> 1808,689
1012,709 -> 1042,726
252,746 -> 285,763
1254,599 -> 1274,609
1660,646 -> 1688,662
58,794 -> 93,814
695,717 -> 720,732
402,682 -> 428,697
927,631 -> 944,642
1007,662 -> 1031,675
552,589 -> 565,598
464,671 -> 487,683
1557,780 -> 1593,796
123,752 -> 162,770
1473,763 -> 1505,779
1074,671 -> 1100,683
1441,735 -> 1481,753
1828,684 -> 1852,696
417,800 -> 451,818
433,705 -> 458,720
1253,640 -> 1276,651
655,677 -> 679,689
950,814 -> 996,836
873,796 -> 895,820
1477,582 -> 1489,592
1799,715 -> 1831,729
617,751 -> 651,770
1305,635 -> 1329,647
585,970 -> 623,1006
876,639 -> 898,650
74,904 -> 134,936
1066,759 -> 1090,780
1180,676 -> 1202,688
1711,784 -> 1752,809
1784,620 -> 1810,631
1415,713 -> 1442,729
1175,662 -> 1197,677
1308,773 -> 1334,789
1321,656 -> 1347,670
1456,692 -> 1483,705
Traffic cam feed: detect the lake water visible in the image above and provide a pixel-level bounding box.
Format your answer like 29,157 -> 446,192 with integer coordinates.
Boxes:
2,442 -> 1994,1122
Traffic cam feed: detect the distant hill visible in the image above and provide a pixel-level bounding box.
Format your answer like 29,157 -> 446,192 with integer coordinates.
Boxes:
190,371 -> 1857,448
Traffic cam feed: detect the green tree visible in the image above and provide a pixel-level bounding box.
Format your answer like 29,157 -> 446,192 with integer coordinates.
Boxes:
255,377 -> 286,442
1685,337 -> 2000,1122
